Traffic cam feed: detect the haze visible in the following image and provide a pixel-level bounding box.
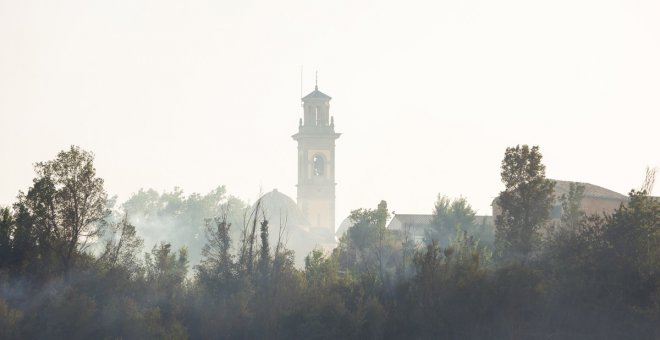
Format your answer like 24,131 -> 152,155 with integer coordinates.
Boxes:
1,0 -> 659,221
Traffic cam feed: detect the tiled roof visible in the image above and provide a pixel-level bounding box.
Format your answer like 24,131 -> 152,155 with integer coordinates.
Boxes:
491,179 -> 629,205
390,214 -> 433,226
388,214 -> 494,229
302,87 -> 331,101
553,180 -> 628,201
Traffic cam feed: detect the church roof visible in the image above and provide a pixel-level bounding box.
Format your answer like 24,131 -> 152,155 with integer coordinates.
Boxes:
336,215 -> 353,235
252,189 -> 310,229
302,86 -> 331,101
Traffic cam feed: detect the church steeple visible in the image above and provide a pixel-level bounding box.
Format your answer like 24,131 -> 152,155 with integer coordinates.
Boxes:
300,85 -> 332,128
293,85 -> 341,236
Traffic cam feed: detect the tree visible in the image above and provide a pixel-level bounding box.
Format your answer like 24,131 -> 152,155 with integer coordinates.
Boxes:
145,242 -> 189,288
14,145 -> 108,274
196,216 -> 234,289
144,242 -> 189,320
258,219 -> 271,283
120,185 -> 248,266
0,298 -> 23,339
540,190 -> 660,338
0,207 -> 14,268
98,214 -> 144,275
495,145 -> 555,260
425,195 -> 477,247
336,201 -> 399,287
390,233 -> 492,339
559,182 -> 586,230
345,200 -> 389,250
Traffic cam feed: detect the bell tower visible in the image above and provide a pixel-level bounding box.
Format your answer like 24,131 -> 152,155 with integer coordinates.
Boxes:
292,84 -> 340,236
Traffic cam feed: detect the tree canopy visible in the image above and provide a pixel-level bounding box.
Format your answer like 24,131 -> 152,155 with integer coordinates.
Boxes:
2,145 -> 660,339
495,145 -> 555,260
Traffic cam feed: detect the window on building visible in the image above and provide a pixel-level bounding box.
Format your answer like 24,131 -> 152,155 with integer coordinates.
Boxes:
313,154 -> 325,177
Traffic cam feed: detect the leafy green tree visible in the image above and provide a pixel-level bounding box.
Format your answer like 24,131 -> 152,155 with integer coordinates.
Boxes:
495,145 -> 555,260
0,207 -> 14,269
144,242 -> 189,320
13,146 -> 108,275
425,195 -> 477,247
145,242 -> 189,290
390,234 -> 493,339
192,215 -> 247,339
7,201 -> 36,274
98,214 -> 144,276
121,186 -> 248,265
345,200 -> 389,250
338,201 -> 394,285
195,216 -> 234,293
304,249 -> 340,290
258,219 -> 271,283
540,190 -> 660,338
603,191 -> 660,300
559,182 -> 586,230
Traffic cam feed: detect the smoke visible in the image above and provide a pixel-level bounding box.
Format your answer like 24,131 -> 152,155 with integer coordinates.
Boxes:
107,186 -> 249,266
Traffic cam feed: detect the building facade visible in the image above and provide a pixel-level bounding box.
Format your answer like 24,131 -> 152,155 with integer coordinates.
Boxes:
491,179 -> 629,223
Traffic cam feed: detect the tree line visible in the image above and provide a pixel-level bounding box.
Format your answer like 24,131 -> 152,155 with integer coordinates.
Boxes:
1,145 -> 659,339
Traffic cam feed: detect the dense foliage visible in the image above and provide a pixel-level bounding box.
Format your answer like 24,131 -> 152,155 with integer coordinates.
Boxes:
116,185 -> 249,265
496,144 -> 556,260
1,145 -> 659,339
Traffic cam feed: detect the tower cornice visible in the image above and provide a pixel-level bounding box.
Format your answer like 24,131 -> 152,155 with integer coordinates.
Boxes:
292,131 -> 341,141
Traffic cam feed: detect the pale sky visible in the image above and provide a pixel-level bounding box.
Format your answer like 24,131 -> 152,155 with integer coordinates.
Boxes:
1,0 -> 659,222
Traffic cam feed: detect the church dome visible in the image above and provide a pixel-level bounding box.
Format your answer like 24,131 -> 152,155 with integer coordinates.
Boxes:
252,189 -> 310,230
250,189 -> 329,268
336,215 -> 354,236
